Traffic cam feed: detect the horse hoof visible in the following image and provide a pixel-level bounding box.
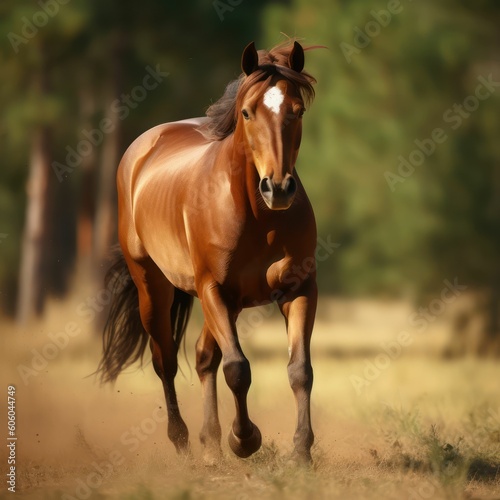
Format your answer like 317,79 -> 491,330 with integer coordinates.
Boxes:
202,447 -> 223,466
175,442 -> 192,459
287,450 -> 313,467
228,423 -> 262,458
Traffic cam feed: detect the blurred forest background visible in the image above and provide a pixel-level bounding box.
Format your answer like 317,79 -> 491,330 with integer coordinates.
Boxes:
0,0 -> 499,355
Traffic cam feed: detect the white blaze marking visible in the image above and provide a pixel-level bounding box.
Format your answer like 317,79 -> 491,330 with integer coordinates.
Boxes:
263,86 -> 284,114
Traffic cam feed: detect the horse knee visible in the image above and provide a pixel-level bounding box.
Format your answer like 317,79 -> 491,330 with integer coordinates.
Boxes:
223,357 -> 251,395
195,344 -> 221,379
288,360 -> 313,393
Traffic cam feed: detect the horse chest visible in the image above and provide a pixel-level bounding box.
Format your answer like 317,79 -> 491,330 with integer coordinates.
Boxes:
226,234 -> 313,307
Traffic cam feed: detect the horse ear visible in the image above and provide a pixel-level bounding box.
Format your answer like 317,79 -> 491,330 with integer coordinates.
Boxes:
241,41 -> 259,76
288,41 -> 305,73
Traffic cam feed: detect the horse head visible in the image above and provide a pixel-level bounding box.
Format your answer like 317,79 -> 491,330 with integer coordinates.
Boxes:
237,41 -> 315,210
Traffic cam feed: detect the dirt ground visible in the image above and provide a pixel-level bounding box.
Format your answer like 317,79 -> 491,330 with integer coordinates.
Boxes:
1,296 -> 499,499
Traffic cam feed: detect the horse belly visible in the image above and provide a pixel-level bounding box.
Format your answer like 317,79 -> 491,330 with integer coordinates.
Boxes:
161,268 -> 197,296
133,176 -> 197,294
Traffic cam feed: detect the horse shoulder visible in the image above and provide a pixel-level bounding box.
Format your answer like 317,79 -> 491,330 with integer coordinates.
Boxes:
119,118 -> 210,177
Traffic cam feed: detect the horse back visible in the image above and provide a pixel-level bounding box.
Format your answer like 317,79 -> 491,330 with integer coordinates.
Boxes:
116,118 -> 213,291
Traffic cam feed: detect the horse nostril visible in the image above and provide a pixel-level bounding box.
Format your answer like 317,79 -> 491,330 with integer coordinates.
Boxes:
284,176 -> 297,197
260,177 -> 273,194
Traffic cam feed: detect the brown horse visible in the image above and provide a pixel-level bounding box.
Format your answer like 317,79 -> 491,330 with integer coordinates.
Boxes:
98,40 -> 318,464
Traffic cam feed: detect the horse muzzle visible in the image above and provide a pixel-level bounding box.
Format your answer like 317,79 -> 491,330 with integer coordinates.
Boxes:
259,174 -> 297,210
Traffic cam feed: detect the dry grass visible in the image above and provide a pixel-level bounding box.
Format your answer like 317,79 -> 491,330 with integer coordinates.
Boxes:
0,296 -> 499,499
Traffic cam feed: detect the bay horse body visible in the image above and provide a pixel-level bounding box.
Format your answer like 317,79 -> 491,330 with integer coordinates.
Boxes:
99,41 -> 318,463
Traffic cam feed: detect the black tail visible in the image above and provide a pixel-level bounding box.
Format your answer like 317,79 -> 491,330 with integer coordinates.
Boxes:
97,248 -> 193,384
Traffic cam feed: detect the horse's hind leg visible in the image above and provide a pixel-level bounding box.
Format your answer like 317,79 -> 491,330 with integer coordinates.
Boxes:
196,323 -> 222,463
150,336 -> 189,453
126,256 -> 190,454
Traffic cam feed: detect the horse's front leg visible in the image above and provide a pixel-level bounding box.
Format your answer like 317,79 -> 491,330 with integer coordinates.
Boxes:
200,282 -> 262,458
279,278 -> 317,464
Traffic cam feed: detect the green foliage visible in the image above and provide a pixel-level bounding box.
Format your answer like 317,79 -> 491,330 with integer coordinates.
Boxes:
369,401 -> 500,495
262,0 -> 500,297
0,0 -> 499,311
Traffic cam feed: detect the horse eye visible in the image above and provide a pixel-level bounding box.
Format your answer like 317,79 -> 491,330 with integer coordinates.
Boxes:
242,109 -> 250,120
298,108 -> 305,118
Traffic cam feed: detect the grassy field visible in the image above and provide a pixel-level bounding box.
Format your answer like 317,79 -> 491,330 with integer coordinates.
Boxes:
1,296 -> 499,499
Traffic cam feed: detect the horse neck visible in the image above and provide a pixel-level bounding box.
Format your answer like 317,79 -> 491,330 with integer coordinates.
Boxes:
223,128 -> 262,219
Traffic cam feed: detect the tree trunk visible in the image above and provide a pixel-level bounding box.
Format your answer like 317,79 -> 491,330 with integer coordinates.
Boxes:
16,125 -> 52,324
93,101 -> 120,267
93,31 -> 125,272
76,83 -> 97,278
